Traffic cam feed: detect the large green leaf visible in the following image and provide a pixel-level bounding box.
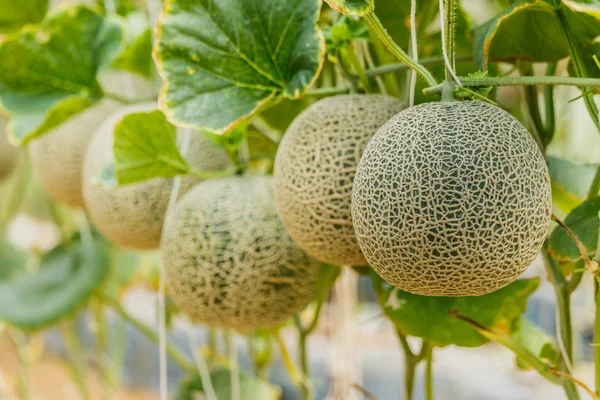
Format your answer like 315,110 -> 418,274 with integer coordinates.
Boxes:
0,0 -> 48,33
0,239 -> 29,281
568,41 -> 600,80
380,278 -> 540,347
472,1 -> 600,69
113,109 -> 190,185
548,156 -> 599,199
512,317 -> 559,370
0,239 -> 110,330
154,0 -> 325,134
324,0 -> 374,16
175,368 -> 281,400
548,197 -> 600,262
0,6 -> 122,144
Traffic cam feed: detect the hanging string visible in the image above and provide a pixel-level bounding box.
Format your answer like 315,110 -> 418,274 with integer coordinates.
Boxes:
438,0 -> 462,87
409,0 -> 418,106
158,128 -> 192,400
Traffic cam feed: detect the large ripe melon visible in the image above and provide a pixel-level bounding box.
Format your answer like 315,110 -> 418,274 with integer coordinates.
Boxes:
274,95 -> 404,266
162,176 -> 321,331
351,101 -> 552,296
83,103 -> 232,250
0,118 -> 19,182
29,100 -> 121,208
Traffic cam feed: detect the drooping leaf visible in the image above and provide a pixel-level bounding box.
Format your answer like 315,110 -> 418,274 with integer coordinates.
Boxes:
511,317 -> 559,370
0,239 -> 110,330
548,197 -> 600,262
0,0 -> 49,33
0,239 -> 29,281
112,11 -> 153,77
380,278 -> 540,347
472,1 -> 600,69
548,156 -> 599,200
113,109 -> 190,185
154,0 -> 325,134
324,0 -> 374,16
175,368 -> 281,400
0,6 -> 123,144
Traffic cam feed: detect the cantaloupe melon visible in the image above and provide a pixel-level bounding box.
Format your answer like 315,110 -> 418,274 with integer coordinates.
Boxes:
82,103 -> 232,250
0,118 -> 19,182
351,101 -> 552,296
162,175 -> 321,331
274,95 -> 403,266
29,100 -> 122,208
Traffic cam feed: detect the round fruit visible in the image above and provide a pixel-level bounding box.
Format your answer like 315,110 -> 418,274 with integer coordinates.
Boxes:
0,118 -> 19,182
274,95 -> 404,266
162,176 -> 321,331
29,100 -> 121,208
351,101 -> 552,296
83,104 -> 232,250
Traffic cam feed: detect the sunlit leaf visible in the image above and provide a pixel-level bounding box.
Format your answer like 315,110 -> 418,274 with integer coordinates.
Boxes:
154,0 -> 325,134
0,0 -> 48,33
512,317 -> 559,370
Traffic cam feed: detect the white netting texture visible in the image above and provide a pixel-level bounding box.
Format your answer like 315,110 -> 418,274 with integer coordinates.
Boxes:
83,103 -> 231,250
162,175 -> 322,331
351,101 -> 552,296
274,95 -> 404,266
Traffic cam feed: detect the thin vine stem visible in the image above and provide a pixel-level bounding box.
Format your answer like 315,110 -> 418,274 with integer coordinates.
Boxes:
364,12 -> 438,87
60,319 -> 90,400
425,345 -> 434,400
544,63 -> 557,143
100,294 -> 195,373
552,214 -> 599,277
518,62 -> 545,151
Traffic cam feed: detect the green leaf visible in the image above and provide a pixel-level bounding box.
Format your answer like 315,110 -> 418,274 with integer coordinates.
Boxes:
324,0 -> 374,16
0,0 -> 48,33
548,156 -> 599,199
472,1 -> 600,69
548,197 -> 600,262
511,318 -> 559,370
324,16 -> 370,58
102,249 -> 141,298
0,239 -> 29,281
175,368 -> 281,400
380,278 -> 540,347
0,238 -> 110,330
0,6 -> 123,144
113,109 -> 190,185
112,11 -> 153,77
154,0 -> 325,134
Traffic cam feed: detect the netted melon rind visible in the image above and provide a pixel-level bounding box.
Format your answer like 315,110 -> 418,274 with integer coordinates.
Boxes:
0,118 -> 19,182
162,176 -> 321,331
351,101 -> 552,296
29,100 -> 121,208
274,95 -> 404,266
83,103 -> 232,250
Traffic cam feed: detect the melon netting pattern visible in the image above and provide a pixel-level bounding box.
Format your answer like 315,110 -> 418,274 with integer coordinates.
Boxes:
274,95 -> 404,266
351,101 -> 552,296
162,176 -> 322,331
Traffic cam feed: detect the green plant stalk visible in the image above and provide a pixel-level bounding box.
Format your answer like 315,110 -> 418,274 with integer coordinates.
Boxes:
556,6 -> 600,135
108,318 -> 127,394
542,251 -> 581,400
102,294 -> 195,373
544,63 -> 557,143
395,330 -> 417,400
93,302 -> 114,400
364,12 -> 438,87
341,44 -> 371,92
425,345 -> 434,400
443,0 -> 456,83
589,168 -> 600,199
60,320 -> 90,400
273,329 -> 311,400
11,331 -> 32,400
518,62 -> 546,151
365,56 -> 472,77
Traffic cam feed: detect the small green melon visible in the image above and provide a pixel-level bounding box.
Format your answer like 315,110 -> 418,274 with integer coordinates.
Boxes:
162,175 -> 321,331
